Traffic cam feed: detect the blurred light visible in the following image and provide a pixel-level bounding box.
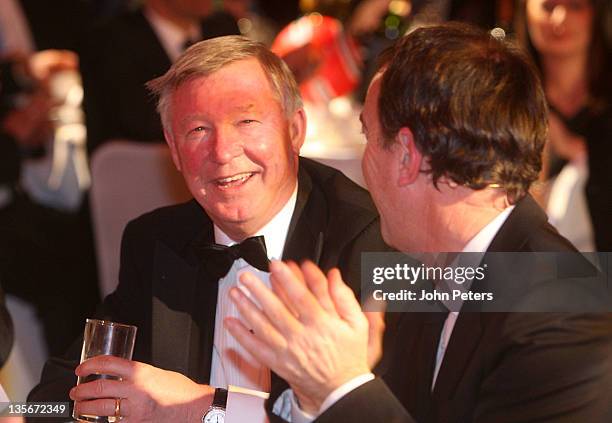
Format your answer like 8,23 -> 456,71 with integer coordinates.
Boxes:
328,97 -> 352,118
287,17 -> 315,46
309,12 -> 324,27
490,27 -> 506,40
238,18 -> 253,35
385,27 -> 400,40
389,0 -> 412,17
300,0 -> 317,13
385,15 -> 401,29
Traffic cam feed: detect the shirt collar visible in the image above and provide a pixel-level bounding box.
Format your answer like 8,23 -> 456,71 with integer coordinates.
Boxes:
214,185 -> 299,260
144,6 -> 201,62
462,205 -> 515,253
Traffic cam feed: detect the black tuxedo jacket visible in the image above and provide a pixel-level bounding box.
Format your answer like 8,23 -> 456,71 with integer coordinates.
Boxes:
79,8 -> 239,152
304,195 -> 612,423
0,283 -> 13,369
27,158 -> 389,416
18,0 -> 93,52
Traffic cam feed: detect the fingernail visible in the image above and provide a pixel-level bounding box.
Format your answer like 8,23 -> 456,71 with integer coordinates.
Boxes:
241,270 -> 258,285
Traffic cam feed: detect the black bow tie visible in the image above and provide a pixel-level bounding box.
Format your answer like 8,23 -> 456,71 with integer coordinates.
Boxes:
198,236 -> 270,280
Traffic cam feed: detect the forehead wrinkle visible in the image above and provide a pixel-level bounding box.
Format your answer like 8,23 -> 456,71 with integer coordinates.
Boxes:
236,103 -> 256,113
178,113 -> 208,127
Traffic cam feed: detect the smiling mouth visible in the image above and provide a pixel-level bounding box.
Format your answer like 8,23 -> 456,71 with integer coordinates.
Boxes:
214,172 -> 255,188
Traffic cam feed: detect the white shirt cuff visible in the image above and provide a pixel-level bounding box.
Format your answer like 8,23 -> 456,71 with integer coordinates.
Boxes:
319,373 -> 375,414
225,386 -> 269,423
276,373 -> 375,422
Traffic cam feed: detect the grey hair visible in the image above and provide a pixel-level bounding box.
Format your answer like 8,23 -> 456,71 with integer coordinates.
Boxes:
146,35 -> 303,133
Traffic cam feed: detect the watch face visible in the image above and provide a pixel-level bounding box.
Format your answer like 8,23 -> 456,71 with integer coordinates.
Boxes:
203,408 -> 225,423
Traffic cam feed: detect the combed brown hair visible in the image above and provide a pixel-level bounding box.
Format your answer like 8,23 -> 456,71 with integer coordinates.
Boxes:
378,22 -> 548,203
146,35 -> 302,132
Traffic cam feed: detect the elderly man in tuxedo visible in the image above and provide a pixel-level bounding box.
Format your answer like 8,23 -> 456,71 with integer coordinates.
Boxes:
29,36 -> 387,422
226,23 -> 612,423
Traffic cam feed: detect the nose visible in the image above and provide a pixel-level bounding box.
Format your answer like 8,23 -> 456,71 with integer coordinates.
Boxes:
210,125 -> 242,164
550,5 -> 567,34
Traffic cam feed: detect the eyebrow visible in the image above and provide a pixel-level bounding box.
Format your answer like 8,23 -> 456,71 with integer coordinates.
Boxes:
179,114 -> 207,127
178,104 -> 258,125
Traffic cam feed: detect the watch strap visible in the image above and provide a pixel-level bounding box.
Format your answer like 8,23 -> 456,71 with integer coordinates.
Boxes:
212,388 -> 228,410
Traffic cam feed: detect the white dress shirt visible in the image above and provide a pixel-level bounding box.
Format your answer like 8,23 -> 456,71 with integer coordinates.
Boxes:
431,205 -> 514,388
209,185 -> 297,420
143,6 -> 201,62
285,205 -> 515,422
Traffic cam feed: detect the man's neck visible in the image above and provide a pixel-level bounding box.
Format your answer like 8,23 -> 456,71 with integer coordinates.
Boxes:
405,187 -> 510,253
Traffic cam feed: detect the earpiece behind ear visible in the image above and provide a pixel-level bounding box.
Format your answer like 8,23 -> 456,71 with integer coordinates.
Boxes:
401,134 -> 410,165
402,153 -> 410,165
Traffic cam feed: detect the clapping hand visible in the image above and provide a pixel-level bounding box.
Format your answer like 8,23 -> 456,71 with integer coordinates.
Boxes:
224,260 -> 384,414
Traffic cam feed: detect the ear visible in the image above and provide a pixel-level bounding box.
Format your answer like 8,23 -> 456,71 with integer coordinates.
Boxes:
288,108 -> 307,154
396,127 -> 421,187
164,128 -> 182,172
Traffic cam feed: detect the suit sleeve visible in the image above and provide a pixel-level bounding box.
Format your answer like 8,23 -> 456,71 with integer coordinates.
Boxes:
315,379 -> 415,423
473,313 -> 612,423
27,219 -> 152,418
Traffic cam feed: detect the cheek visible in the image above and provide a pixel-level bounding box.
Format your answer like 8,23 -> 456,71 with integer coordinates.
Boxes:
245,132 -> 291,171
180,142 -> 210,176
574,13 -> 594,42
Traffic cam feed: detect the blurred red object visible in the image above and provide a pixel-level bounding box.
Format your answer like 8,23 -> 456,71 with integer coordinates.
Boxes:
272,14 -> 362,104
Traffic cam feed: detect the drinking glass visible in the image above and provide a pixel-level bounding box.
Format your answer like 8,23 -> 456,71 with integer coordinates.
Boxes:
72,319 -> 137,422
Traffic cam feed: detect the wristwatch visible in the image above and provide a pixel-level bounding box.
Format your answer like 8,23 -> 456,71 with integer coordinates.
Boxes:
202,388 -> 228,423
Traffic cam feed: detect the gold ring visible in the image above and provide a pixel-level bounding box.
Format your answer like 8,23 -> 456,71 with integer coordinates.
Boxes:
114,398 -> 121,418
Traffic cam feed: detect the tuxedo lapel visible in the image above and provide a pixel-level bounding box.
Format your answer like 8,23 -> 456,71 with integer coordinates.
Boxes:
271,165 -> 327,396
411,313 -> 448,420
151,208 -> 218,383
429,196 -> 547,403
282,164 -> 326,265
151,240 -> 198,376
431,313 -> 483,402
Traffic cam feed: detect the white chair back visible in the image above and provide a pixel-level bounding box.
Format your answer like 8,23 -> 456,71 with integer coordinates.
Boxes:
89,141 -> 191,297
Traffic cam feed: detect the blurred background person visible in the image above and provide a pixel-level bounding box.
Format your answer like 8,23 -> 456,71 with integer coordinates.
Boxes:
80,0 -> 240,152
515,0 -> 612,251
263,0 -> 517,184
0,0 -> 101,402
